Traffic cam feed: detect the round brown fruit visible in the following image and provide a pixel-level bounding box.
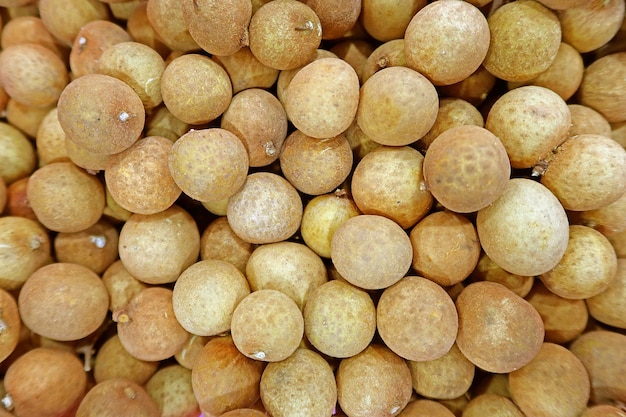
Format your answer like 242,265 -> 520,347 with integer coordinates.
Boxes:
106,136 -> 181,215
303,279 -> 376,358
145,364 -> 200,417
231,289 -> 303,362
248,0 -> 322,70
227,172 -> 303,244
357,66 -> 438,146
75,378 -> 160,417
93,334 -> 159,385
469,252 -> 534,298
586,258 -> 626,329
404,0 -> 490,86
377,276 -> 458,362
419,97 -> 484,150
0,121 -> 37,185
4,347 -> 87,417
577,52 -> 626,123
19,262 -> 109,341
284,57 -> 359,139
168,128 -> 248,203
0,288 -> 20,363
115,286 -> 190,362
279,130 -> 353,195
57,73 -> 145,155
423,125 -> 510,213
455,281 -> 545,373
568,104 -> 612,138
145,0 -> 200,52
360,0 -> 426,42
38,0 -> 110,46
559,0 -> 625,53
212,47 -> 279,94
260,348 -> 336,417
172,259 -> 250,337
200,216 -> 254,273
331,214 -> 412,290
476,178 -> 570,276
461,394 -> 524,417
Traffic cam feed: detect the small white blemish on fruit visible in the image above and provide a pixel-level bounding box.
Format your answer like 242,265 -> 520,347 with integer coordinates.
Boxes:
90,235 -> 106,249
118,111 -> 130,122
251,351 -> 266,360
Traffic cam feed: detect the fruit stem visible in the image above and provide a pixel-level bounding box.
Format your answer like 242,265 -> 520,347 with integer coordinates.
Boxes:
0,394 -> 13,411
118,111 -> 131,122
263,141 -> 276,157
295,20 -> 315,31
90,235 -> 107,249
76,344 -> 96,372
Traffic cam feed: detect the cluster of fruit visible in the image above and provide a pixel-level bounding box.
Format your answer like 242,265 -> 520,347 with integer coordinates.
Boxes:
0,0 -> 626,416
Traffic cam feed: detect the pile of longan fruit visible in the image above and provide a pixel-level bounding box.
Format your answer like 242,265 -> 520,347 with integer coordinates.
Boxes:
1,0 -> 626,416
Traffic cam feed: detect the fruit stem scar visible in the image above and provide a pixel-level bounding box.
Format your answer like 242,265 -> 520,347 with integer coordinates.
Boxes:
295,20 -> 315,31
77,36 -> 87,52
263,141 -> 276,157
0,318 -> 6,334
118,111 -> 131,122
1,394 -> 13,411
90,235 -> 107,248
251,351 -> 266,360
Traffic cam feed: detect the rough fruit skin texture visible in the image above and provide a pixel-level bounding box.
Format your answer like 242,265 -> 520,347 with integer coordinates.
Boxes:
285,57 -> 360,139
423,125 -> 510,213
578,52 -> 626,123
483,0 -> 561,82
260,348 -> 337,417
75,378 -> 160,417
455,281 -> 545,374
476,178 -> 570,277
404,0 -> 490,86
330,214 -> 413,290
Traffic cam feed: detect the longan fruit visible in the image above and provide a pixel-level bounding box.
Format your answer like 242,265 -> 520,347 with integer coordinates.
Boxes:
97,41 -> 166,110
285,58 -> 359,139
461,394 -> 524,417
410,211 -> 481,287
93,334 -> 159,385
231,289 -> 304,362
182,0 -> 252,56
578,52 -> 626,123
0,177 -> 6,214
586,258 -> 626,328
438,65 -> 497,108
192,335 -> 265,416
220,88 -> 288,168
57,74 -> 145,155
336,344 -> 412,417
329,39 -> 375,82
118,205 -> 200,285
145,365 -> 200,417
407,344 -> 475,401
175,334 -> 211,370
4,177 -> 39,221
145,0 -> 200,52
76,378 -> 160,417
361,0 -> 426,42
200,216 -> 254,273
377,276 -> 458,362
581,405 -> 626,417
36,107 -> 70,167
476,178 -> 570,276
0,288 -> 20,363
222,410 -> 267,417
331,214 -> 413,290
102,260 -> 148,313
69,20 -> 132,78
536,0 -> 587,8
0,121 -> 37,185
105,135 -> 182,214
469,252 -> 534,298
172,259 -> 250,337
248,0 -> 322,70
280,130 -> 353,195
419,98 -> 484,150
19,262 -> 109,341
559,0 -> 625,53
303,279 -> 376,359
261,348 -> 337,417
424,125 -> 511,213
38,0 -> 110,46
5,99 -> 54,139
212,47 -> 280,94
568,104 -> 612,138
455,281 -> 545,374
485,85 -> 571,169
302,0 -> 360,40
361,39 -> 406,84
126,1 -> 170,58
351,146 -> 432,229
569,330 -> 626,404
357,66 -> 438,146
245,241 -> 327,310
0,216 -> 52,291
540,134 -> 626,211
525,280 -> 588,344
483,0 -> 561,82
507,42 -> 584,101
227,172 -> 303,244
160,54 -> 232,125
4,347 -> 87,417
275,48 -> 337,106
115,287 -> 190,362
404,0 -> 489,86
65,136 -> 111,173
28,161 -> 105,233
509,343 -> 590,417
540,225 -> 618,299
0,43 -> 68,108
54,219 -> 119,274
300,190 -> 360,258
144,105 -> 189,142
